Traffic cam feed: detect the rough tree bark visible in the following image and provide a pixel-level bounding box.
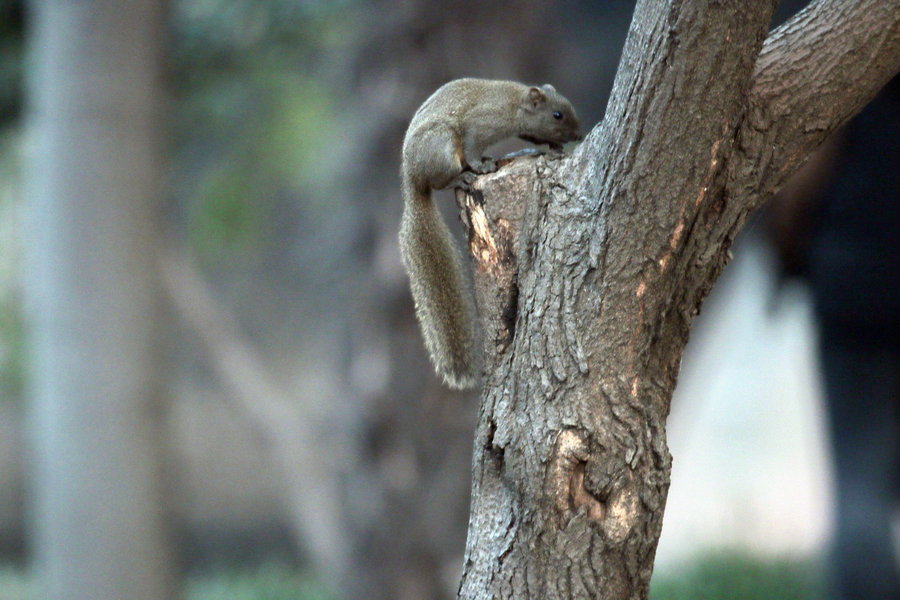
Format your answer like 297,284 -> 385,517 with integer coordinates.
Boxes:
456,1 -> 900,599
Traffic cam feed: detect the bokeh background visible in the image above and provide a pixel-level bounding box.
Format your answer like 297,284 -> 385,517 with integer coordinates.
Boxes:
0,1 -> 895,599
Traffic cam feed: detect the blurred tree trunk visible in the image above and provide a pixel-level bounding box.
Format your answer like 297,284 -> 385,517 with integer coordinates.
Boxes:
24,2 -> 174,599
456,1 -> 900,599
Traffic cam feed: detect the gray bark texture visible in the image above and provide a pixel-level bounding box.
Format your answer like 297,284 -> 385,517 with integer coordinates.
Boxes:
24,1 -> 174,599
456,1 -> 900,599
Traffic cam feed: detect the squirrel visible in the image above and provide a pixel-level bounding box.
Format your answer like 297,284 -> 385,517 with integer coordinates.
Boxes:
399,78 -> 582,389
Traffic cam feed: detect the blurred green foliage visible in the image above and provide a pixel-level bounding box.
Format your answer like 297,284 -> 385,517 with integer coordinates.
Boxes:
0,295 -> 24,402
186,563 -> 333,600
0,131 -> 22,402
170,0 -> 351,259
0,3 -> 23,403
0,553 -> 824,600
650,552 -> 825,600
0,0 -> 355,256
0,0 -> 362,395
0,563 -> 332,600
179,71 -> 336,256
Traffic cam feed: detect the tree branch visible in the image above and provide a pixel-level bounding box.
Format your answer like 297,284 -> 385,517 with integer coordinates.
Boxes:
547,1 -> 779,392
158,248 -> 349,582
572,0 -> 777,212
735,0 -> 900,197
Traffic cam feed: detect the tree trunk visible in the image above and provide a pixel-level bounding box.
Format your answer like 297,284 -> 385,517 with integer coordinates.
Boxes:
24,1 -> 175,598
457,1 -> 900,598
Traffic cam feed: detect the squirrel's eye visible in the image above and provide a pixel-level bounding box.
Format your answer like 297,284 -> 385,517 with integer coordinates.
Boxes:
552,111 -> 563,120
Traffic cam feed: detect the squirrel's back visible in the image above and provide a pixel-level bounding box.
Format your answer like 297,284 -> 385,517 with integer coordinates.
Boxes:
406,79 -> 525,133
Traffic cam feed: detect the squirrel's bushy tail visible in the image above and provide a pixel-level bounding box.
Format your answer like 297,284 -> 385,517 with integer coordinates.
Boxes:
399,179 -> 480,389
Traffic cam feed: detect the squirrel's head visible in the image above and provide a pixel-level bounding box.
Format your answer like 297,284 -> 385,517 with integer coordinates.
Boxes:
518,84 -> 582,149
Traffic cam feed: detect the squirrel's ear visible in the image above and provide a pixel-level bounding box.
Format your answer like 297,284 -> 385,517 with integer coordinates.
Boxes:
527,86 -> 547,109
541,83 -> 556,94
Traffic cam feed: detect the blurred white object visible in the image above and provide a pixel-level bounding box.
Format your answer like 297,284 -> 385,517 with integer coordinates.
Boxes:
655,238 -> 832,571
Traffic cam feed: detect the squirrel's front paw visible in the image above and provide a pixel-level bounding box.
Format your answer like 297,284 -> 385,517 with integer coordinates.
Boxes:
474,157 -> 497,174
456,171 -> 478,190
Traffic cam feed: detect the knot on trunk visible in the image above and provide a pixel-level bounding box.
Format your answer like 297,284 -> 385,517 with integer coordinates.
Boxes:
548,429 -> 605,522
547,428 -> 640,543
